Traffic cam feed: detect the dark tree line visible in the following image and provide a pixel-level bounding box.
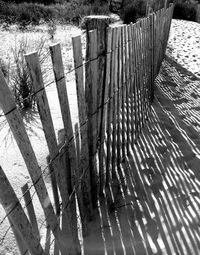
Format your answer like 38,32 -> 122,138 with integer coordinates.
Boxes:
1,0 -> 57,4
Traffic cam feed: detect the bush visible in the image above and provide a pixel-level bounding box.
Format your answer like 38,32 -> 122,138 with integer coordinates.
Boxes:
0,0 -> 109,28
11,37 -> 49,110
120,0 -> 147,24
173,3 -> 196,21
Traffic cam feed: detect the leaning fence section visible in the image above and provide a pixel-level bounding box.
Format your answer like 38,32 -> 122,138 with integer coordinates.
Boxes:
0,4 -> 174,255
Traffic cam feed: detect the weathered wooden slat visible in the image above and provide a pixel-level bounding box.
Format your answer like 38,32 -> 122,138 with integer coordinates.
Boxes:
134,22 -> 142,135
0,70 -> 66,253
21,183 -> 40,240
121,25 -> 126,158
0,166 -> 44,255
123,25 -> 130,154
138,20 -> 146,127
130,23 -> 137,142
8,216 -> 29,255
149,13 -> 155,103
49,44 -> 85,246
25,52 -> 81,255
46,155 -> 60,216
127,24 -> 134,146
99,27 -> 112,195
49,43 -> 78,192
49,43 -> 77,191
84,16 -> 111,144
154,9 -> 161,76
145,16 -> 151,111
106,27 -> 115,186
74,123 -> 88,236
116,25 -> 122,167
142,18 -> 149,119
85,29 -> 98,207
46,155 -> 60,255
111,26 -> 120,178
72,35 -> 93,217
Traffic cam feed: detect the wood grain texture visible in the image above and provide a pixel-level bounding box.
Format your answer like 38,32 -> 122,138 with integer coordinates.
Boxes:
72,36 -> 93,218
0,69 -> 65,253
25,52 -> 80,255
0,166 -> 44,255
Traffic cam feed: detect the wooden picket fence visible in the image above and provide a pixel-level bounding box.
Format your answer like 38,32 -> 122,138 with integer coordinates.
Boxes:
0,4 -> 174,255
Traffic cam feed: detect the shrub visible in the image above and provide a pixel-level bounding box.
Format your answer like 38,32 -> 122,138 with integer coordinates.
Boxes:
11,37 -> 49,110
120,0 -> 147,24
54,0 -> 109,25
0,0 -> 109,27
173,2 -> 196,21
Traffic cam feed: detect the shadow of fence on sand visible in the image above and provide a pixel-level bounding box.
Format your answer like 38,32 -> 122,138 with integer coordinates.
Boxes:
81,57 -> 200,255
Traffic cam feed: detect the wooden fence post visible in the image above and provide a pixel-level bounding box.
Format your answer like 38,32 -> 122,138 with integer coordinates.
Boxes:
0,166 -> 44,255
0,70 -> 66,254
84,16 -> 111,143
84,16 -> 111,199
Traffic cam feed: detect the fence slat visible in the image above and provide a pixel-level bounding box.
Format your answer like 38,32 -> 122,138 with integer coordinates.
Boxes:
124,25 -> 131,154
106,27 -> 115,186
49,44 -> 77,193
142,18 -> 149,119
121,25 -> 126,158
72,35 -> 93,219
131,24 -> 138,142
21,183 -> 40,240
99,27 -> 112,195
74,123 -> 88,236
138,20 -> 146,127
8,216 -> 29,255
0,166 -> 44,255
149,13 -> 155,102
85,29 -> 98,207
111,27 -> 120,178
50,43 -> 86,246
25,52 -> 81,255
49,43 -> 79,193
46,155 -> 60,216
135,22 -> 143,132
0,70 -> 66,253
145,16 -> 151,110
84,16 -> 111,144
127,24 -> 134,146
117,26 -> 122,166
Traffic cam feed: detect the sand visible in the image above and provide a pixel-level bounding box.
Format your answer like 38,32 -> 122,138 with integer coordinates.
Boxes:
167,19 -> 200,79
